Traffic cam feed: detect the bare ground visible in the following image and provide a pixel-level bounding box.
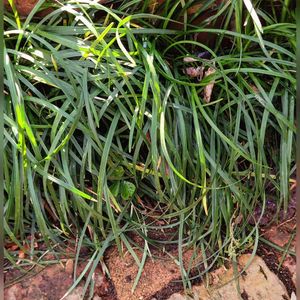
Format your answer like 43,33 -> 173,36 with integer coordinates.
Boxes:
4,209 -> 296,300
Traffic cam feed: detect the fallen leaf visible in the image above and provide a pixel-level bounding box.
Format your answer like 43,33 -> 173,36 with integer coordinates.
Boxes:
165,163 -> 170,177
17,243 -> 31,261
157,156 -> 162,170
18,250 -> 26,260
148,0 -> 163,13
137,196 -> 143,205
234,214 -> 243,225
5,243 -> 19,251
203,67 -> 216,103
183,57 -> 198,63
184,66 -> 204,80
250,84 -> 259,93
187,3 -> 203,14
87,225 -> 94,240
146,131 -> 151,143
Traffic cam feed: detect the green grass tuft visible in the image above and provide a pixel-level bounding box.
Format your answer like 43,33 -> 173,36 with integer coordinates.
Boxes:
4,0 -> 296,296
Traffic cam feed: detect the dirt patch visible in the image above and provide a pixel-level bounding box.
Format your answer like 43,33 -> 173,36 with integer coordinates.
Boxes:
5,263 -> 77,300
4,258 -> 116,300
4,215 -> 295,300
4,242 -> 295,300
148,257 -> 217,300
105,242 -> 204,300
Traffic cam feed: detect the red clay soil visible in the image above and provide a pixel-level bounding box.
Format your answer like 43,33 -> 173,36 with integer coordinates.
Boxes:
4,219 -> 296,300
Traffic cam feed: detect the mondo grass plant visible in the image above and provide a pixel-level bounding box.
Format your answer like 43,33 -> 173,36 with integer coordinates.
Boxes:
4,0 -> 296,296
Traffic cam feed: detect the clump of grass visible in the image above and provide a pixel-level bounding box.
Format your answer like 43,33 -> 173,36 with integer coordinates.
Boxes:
4,0 -> 295,296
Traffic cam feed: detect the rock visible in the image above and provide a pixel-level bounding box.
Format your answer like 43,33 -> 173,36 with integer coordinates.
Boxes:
167,293 -> 186,300
64,286 -> 84,300
166,254 -> 290,300
190,254 -> 289,300
65,259 -> 74,275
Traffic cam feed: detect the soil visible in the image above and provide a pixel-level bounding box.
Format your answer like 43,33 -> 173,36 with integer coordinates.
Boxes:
105,242 -> 204,300
4,214 -> 296,300
4,257 -> 118,300
4,248 -> 295,300
148,255 -> 217,300
4,189 -> 296,300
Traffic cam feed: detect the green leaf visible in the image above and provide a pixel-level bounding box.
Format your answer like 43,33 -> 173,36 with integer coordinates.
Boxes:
120,181 -> 136,200
109,165 -> 125,180
110,181 -> 120,197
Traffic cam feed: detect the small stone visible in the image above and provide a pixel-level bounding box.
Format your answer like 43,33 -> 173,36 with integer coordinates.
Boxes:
65,286 -> 83,300
65,259 -> 74,275
167,293 -> 186,300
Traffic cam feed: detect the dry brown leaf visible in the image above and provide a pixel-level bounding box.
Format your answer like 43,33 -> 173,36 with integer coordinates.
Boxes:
165,163 -> 170,177
5,243 -> 19,251
146,131 -> 151,143
184,66 -> 204,80
203,67 -> 216,103
187,3 -> 204,14
17,244 -> 30,263
183,57 -> 198,63
149,0 -> 163,13
157,156 -> 162,170
234,214 -> 243,225
18,250 -> 26,259
87,225 -> 94,240
137,196 -> 143,205
250,84 -> 259,93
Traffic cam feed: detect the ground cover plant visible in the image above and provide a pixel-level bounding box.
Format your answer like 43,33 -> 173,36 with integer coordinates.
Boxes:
3,0 -> 296,297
